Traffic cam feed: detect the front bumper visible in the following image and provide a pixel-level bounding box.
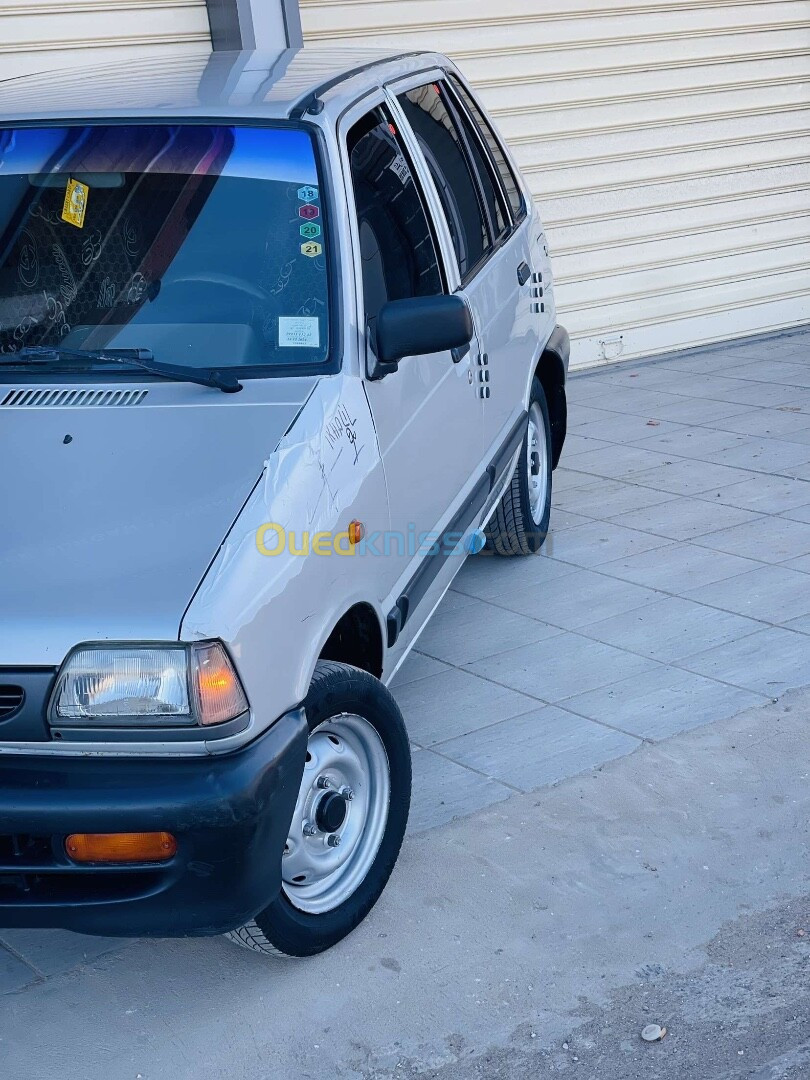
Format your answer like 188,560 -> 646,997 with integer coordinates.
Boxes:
0,708 -> 308,937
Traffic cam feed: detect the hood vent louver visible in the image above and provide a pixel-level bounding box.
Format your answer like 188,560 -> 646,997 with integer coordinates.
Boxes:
0,388 -> 149,408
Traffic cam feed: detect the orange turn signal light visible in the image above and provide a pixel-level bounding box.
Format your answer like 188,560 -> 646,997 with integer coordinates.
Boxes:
65,832 -> 177,864
348,519 -> 365,545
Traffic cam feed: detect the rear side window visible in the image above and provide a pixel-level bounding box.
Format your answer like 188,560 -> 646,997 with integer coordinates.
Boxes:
449,76 -> 525,222
347,106 -> 443,331
397,82 -> 491,279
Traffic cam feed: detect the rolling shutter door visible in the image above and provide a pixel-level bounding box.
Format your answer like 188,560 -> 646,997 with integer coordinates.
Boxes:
0,0 -> 212,82
301,1 -> 810,369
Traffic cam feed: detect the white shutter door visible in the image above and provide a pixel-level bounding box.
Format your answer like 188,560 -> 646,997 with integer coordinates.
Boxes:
0,0 -> 211,82
302,0 -> 810,368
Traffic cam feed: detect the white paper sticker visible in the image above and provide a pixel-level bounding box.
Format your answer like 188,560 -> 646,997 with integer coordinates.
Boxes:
388,154 -> 410,185
278,316 -> 320,348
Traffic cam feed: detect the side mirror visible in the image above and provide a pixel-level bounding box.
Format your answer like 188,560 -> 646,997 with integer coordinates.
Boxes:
369,295 -> 474,379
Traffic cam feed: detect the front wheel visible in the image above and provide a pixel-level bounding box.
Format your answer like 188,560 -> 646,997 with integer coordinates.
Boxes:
226,660 -> 411,957
485,376 -> 553,556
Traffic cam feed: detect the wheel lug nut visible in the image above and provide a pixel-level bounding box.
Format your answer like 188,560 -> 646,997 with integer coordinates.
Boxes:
340,786 -> 354,801
316,775 -> 332,789
303,821 -> 317,836
327,834 -> 341,848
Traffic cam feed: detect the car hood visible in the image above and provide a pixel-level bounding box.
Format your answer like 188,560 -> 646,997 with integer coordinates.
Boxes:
0,377 -> 317,666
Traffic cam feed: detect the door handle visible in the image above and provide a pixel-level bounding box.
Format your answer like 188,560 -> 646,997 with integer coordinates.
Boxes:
517,261 -> 531,286
451,343 -> 470,363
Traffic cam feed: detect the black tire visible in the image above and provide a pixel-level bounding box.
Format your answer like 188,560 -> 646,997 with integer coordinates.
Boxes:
226,660 -> 411,958
485,376 -> 553,556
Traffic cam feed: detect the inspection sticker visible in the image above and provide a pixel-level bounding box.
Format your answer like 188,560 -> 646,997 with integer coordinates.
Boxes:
279,316 -> 320,348
61,178 -> 89,229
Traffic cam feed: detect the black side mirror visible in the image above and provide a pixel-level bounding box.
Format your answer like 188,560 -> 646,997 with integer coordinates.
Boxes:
369,295 -> 474,379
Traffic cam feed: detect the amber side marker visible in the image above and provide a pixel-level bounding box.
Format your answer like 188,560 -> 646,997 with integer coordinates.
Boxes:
65,832 -> 177,864
348,520 -> 365,545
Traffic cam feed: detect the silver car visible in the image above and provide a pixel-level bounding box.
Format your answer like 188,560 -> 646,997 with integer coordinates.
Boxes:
0,48 -> 569,956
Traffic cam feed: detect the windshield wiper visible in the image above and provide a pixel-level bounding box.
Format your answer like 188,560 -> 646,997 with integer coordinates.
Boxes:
9,346 -> 243,394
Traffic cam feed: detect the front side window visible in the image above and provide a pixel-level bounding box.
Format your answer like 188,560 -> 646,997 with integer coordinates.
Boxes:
397,82 -> 491,280
348,106 -> 443,332
0,124 -> 330,376
449,76 -> 525,222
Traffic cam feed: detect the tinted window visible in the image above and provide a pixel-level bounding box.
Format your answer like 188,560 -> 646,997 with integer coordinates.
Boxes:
397,82 -> 490,279
447,85 -> 508,240
348,108 -> 443,332
0,125 -> 330,374
450,76 -> 525,221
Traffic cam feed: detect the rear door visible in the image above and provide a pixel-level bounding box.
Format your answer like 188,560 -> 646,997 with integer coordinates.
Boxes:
392,77 -> 539,478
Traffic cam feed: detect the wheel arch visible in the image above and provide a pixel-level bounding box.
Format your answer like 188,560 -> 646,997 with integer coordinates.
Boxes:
534,327 -> 570,469
317,601 -> 385,679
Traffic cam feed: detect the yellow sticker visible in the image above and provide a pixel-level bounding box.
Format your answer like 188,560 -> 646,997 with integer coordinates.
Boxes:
301,241 -> 322,258
61,178 -> 89,229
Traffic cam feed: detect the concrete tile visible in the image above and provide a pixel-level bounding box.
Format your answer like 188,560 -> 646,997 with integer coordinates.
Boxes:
785,553 -> 810,574
651,398 -> 754,425
548,509 -> 596,531
601,542 -> 760,594
416,597 -> 562,667
631,427 -> 748,459
0,930 -> 128,978
436,705 -> 640,792
702,474 -> 810,514
488,567 -> 662,629
614,496 -> 763,541
0,945 -> 38,995
543,519 -> 671,568
649,373 -> 759,401
581,595 -> 764,663
683,564 -> 810,624
706,438 -> 810,474
695,515 -> 810,564
563,665 -> 765,741
781,503 -> 810,523
680,627 -> 810,698
783,613 -> 810,635
566,404 -> 621,430
665,350 -> 760,374
562,434 -> 614,457
409,750 -> 512,833
552,466 -> 604,492
452,547 -> 577,602
554,478 -> 674,519
702,380 -> 803,408
573,387 -> 687,416
559,444 -> 675,481
731,360 -> 810,388
711,408 -> 810,442
629,459 -> 757,496
466,631 -> 657,703
394,667 -> 537,747
575,414 -> 687,444
390,651 -> 450,689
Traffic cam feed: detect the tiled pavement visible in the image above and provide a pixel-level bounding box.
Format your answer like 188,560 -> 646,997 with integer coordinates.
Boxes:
3,326 -> 810,993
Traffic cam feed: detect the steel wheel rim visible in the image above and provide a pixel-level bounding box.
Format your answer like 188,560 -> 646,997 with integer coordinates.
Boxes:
282,713 -> 391,915
527,401 -> 549,524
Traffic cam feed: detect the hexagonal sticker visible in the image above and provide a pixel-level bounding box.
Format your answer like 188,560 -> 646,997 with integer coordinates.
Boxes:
298,203 -> 319,221
300,222 -> 321,239
297,185 -> 319,203
300,241 -> 322,258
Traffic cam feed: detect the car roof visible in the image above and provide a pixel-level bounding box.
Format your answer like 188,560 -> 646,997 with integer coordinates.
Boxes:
0,47 -> 450,125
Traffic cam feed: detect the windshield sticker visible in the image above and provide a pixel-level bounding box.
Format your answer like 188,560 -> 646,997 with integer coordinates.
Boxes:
300,241 -> 322,259
298,203 -> 319,221
61,178 -> 89,229
279,316 -> 320,348
300,222 -> 321,240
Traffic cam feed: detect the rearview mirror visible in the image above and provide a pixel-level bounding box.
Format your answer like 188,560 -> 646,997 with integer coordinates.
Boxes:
369,295 -> 474,379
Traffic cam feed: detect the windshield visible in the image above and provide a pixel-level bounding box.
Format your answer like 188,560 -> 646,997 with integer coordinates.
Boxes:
0,124 -> 330,375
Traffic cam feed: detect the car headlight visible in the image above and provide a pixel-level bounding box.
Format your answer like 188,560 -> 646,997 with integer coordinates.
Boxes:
50,641 -> 249,728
